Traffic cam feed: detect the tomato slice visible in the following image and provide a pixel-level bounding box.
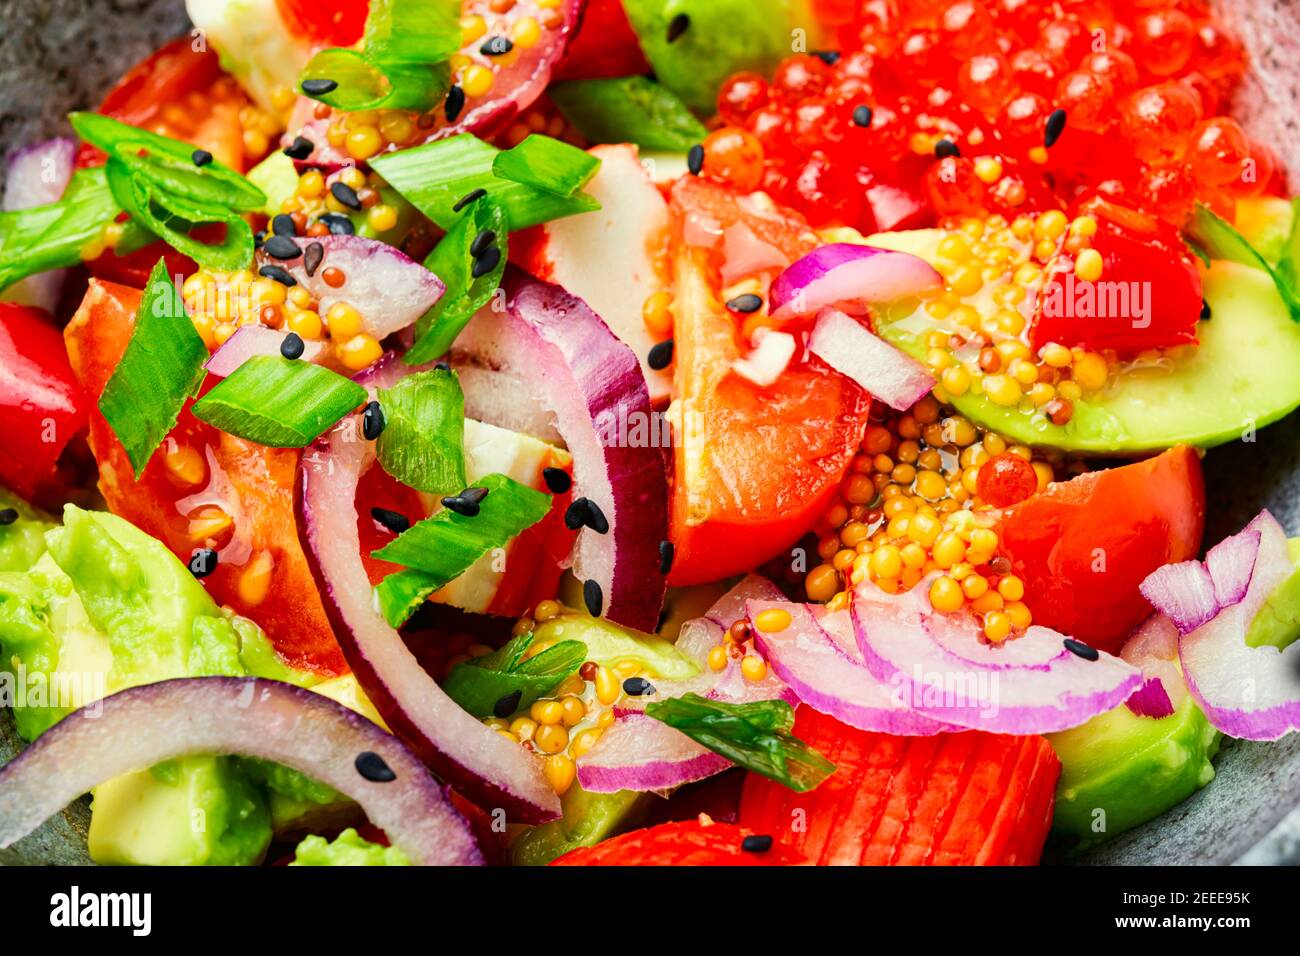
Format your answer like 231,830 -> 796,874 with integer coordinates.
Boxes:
549,820 -> 805,866
997,445 -> 1205,654
276,0 -> 368,46
553,0 -> 650,81
667,178 -> 874,585
0,304 -> 89,502
63,280 -> 346,676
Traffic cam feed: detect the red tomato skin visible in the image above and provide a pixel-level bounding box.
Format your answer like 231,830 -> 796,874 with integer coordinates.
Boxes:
997,445 -> 1205,653
276,0 -> 368,46
553,0 -> 649,81
0,304 -> 89,500
550,820 -> 805,866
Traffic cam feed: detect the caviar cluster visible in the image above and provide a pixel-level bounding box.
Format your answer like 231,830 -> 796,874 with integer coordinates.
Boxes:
707,0 -> 1265,232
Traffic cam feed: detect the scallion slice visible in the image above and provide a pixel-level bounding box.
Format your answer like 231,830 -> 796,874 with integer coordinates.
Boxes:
375,367 -> 467,495
549,76 -> 708,153
441,632 -> 587,718
492,134 -> 601,199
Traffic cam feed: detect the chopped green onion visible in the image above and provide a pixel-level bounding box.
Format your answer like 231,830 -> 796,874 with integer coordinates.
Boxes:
372,472 -> 551,626
1278,197 -> 1300,292
492,134 -> 601,199
1186,201 -> 1300,320
191,356 -> 367,447
442,631 -> 587,718
97,258 -> 209,477
370,133 -> 600,232
550,76 -> 709,153
644,694 -> 836,793
405,195 -> 507,365
375,367 -> 467,495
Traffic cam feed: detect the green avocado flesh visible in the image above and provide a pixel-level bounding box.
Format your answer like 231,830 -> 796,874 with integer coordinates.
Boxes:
1245,538 -> 1300,649
291,827 -> 410,866
511,783 -> 651,866
871,229 -> 1300,453
531,614 -> 701,680
1048,693 -> 1219,850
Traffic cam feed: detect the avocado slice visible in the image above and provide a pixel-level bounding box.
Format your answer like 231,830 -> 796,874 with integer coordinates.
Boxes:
1245,538 -> 1300,649
0,488 -> 53,573
1048,693 -> 1219,850
531,613 -> 701,680
511,783 -> 651,866
291,827 -> 411,866
871,229 -> 1300,453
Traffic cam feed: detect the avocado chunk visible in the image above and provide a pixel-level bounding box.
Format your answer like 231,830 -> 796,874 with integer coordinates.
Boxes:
1245,538 -> 1300,649
290,827 -> 411,866
871,229 -> 1300,453
1048,693 -> 1219,850
622,0 -> 825,114
246,151 -> 416,240
0,488 -> 53,573
531,613 -> 701,680
511,783 -> 651,866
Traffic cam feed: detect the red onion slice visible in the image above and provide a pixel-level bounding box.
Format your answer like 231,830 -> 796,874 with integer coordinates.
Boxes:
852,581 -> 1143,734
1139,559 -> 1220,635
1178,511 -> 1300,740
3,138 -> 76,311
768,243 -> 943,320
297,354 -> 561,823
454,269 -> 668,631
1121,614 -> 1186,718
204,325 -> 325,377
576,714 -> 730,794
748,600 -> 958,735
731,329 -> 797,388
256,235 -> 445,341
0,677 -> 482,865
1125,677 -> 1176,719
1205,525 -> 1262,607
808,308 -> 935,411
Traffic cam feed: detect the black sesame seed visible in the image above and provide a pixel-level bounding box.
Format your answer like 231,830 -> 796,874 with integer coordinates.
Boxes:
470,228 -> 497,257
330,181 -> 362,210
320,212 -> 355,236
493,690 -> 523,719
354,751 -> 397,783
471,245 -> 501,278
480,36 -> 514,56
302,78 -> 339,96
543,467 -> 572,494
280,332 -> 305,360
362,400 -> 385,440
726,293 -> 763,313
813,50 -> 841,65
741,834 -> 774,853
647,339 -> 674,371
445,84 -> 466,123
191,148 -> 213,167
188,548 -> 218,578
666,12 -> 690,43
303,241 -> 325,277
1044,108 -> 1068,149
622,676 -> 655,696
1063,638 -> 1099,661
271,213 -> 297,237
254,229 -> 267,248
852,104 -> 873,128
1200,299 -> 1212,320
258,264 -> 297,287
584,500 -> 609,534
658,540 -> 674,575
434,361 -> 451,371
687,144 -> 705,176
283,136 -> 314,160
263,234 -> 302,261
0,508 -> 17,526
934,139 -> 961,159
441,495 -> 481,518
371,507 -> 410,534
583,579 -> 603,617
453,188 -> 488,212
461,486 -> 490,506
565,497 -> 592,531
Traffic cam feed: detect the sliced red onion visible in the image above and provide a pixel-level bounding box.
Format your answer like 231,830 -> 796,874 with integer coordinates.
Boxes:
748,600 -> 958,735
1139,559 -> 1220,635
1125,677 -> 1176,719
808,308 -> 935,412
852,580 -> 1143,734
1205,526 -> 1261,607
0,677 -> 482,865
1178,511 -> 1300,740
768,243 -> 943,321
730,329 -> 796,388
3,138 -> 75,311
297,354 -> 561,823
205,325 -> 325,377
280,104 -> 350,174
257,235 -> 444,341
1121,614 -> 1186,718
453,269 -> 668,631
451,362 -> 564,445
576,714 -> 730,793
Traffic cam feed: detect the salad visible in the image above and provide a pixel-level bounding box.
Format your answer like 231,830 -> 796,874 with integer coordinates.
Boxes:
0,0 -> 1298,868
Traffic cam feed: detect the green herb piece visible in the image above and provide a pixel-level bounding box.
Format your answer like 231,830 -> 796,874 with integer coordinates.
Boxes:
299,0 -> 459,112
372,472 -> 551,626
1186,201 -> 1300,320
375,367 -> 466,494
442,631 -> 587,718
405,195 -> 507,365
492,134 -> 601,199
370,133 -> 600,232
645,693 -> 835,793
191,356 -> 367,447
97,258 -> 209,477
549,76 -> 708,153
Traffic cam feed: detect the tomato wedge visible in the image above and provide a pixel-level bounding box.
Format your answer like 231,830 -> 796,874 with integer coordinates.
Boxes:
276,0 -> 367,46
553,0 -> 650,81
63,280 -> 346,676
739,709 -> 1060,865
549,820 -> 805,866
668,178 -> 874,585
996,445 -> 1205,654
